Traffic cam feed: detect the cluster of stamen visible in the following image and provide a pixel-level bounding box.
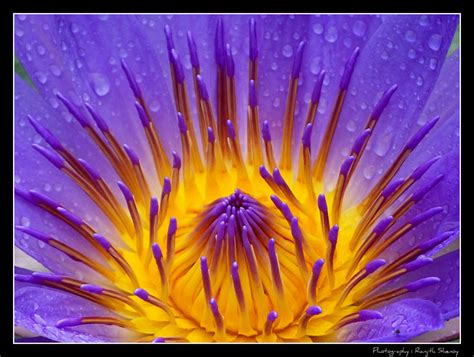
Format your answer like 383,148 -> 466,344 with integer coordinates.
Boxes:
14,17 -> 453,342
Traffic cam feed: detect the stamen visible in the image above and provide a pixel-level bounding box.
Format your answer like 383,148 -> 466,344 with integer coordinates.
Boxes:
123,144 -> 151,203
200,256 -> 212,304
158,178 -> 172,227
80,284 -> 145,315
209,298 -> 227,340
280,41 -> 305,170
359,116 -> 439,211
273,168 -> 307,215
326,225 -> 339,289
298,305 -> 322,336
299,124 -> 316,202
261,121 -> 278,170
56,316 -> 132,329
290,217 -> 308,282
231,261 -> 253,334
166,217 -> 178,271
151,243 -> 169,301
260,166 -> 282,195
317,194 -> 330,242
227,120 -> 250,184
118,181 -> 143,256
225,44 -> 238,140
134,288 -> 175,323
171,151 -> 181,202
307,258 -> 324,305
313,47 -> 360,181
247,80 -> 263,167
262,311 -> 278,340
331,155 -> 356,223
335,309 -> 383,329
248,18 -> 258,82
270,194 -> 294,223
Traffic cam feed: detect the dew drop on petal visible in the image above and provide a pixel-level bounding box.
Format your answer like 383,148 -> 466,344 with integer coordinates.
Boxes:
346,120 -> 356,132
381,51 -> 389,60
324,26 -> 338,43
408,49 -> 416,59
419,15 -> 430,26
149,100 -> 160,112
20,217 -> 30,227
429,58 -> 438,70
428,34 -> 442,51
416,76 -> 424,87
282,44 -> 293,58
273,97 -> 281,108
363,165 -> 375,180
90,73 -> 110,97
374,131 -> 394,157
271,62 -> 278,71
352,20 -> 367,37
34,71 -> 47,84
312,23 -> 324,35
36,45 -> 46,56
404,30 -> 416,43
49,64 -> 62,77
43,183 -> 52,192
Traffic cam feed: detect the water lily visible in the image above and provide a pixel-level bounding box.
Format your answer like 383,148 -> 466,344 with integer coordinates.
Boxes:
14,14 -> 459,343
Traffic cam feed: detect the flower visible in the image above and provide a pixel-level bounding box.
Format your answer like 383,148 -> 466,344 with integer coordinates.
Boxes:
14,14 -> 460,343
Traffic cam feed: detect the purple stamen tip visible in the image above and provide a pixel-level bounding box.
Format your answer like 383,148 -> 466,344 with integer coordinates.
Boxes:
317,194 -> 328,213
172,151 -> 181,169
78,158 -> 101,180
210,298 -> 220,313
412,174 -> 444,202
170,49 -> 185,83
340,47 -> 360,90
226,119 -> 236,139
177,112 -> 188,134
85,103 -> 109,132
152,243 -> 163,260
270,194 -> 282,208
306,305 -> 323,316
365,259 -> 386,274
405,116 -> 440,150
92,233 -> 112,250
118,181 -> 134,202
381,178 -> 405,198
272,168 -> 286,186
249,18 -> 258,61
313,258 -> 325,274
267,311 -> 278,322
123,145 -> 140,165
187,31 -> 199,69
231,261 -> 239,274
57,207 -> 83,227
340,155 -> 355,176
168,217 -> 178,236
291,41 -> 306,78
410,156 -> 441,181
328,225 -> 339,245
268,238 -> 276,255
15,274 -> 37,283
164,25 -> 174,51
196,75 -> 209,101
302,123 -> 313,149
162,177 -> 172,195
418,231 -> 452,252
56,93 -> 90,127
373,216 -> 393,235
200,256 -> 208,271
405,277 -> 440,292
215,19 -> 225,68
32,272 -> 62,283
56,317 -> 83,329
153,337 -> 166,343
134,101 -> 150,127
409,207 -> 443,227
311,70 -> 326,103
261,121 -> 271,142
207,127 -> 215,143
28,116 -> 62,150
80,284 -> 104,294
371,84 -> 398,120
249,80 -> 258,108
16,226 -> 49,243
29,190 -> 60,209
359,310 -> 383,321
351,129 -> 372,155
290,217 -> 303,242
225,43 -> 235,77
150,197 -> 159,217
15,188 -> 33,203
32,144 -> 64,169
403,255 -> 433,272
134,288 -> 150,300
120,59 -> 142,98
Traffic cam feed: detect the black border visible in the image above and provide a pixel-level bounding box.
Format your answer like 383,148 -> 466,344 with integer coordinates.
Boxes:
2,0 -> 469,355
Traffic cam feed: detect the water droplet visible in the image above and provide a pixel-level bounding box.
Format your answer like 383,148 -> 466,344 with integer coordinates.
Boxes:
352,20 -> 367,37
54,183 -> 63,192
15,175 -> 21,183
400,62 -> 406,71
404,30 -> 416,43
34,71 -> 47,84
387,41 -> 394,49
416,76 -> 424,87
419,15 -> 430,26
271,62 -> 278,71
36,45 -> 46,56
149,100 -> 160,112
98,15 -> 109,21
408,49 -> 416,59
49,97 -> 59,109
381,51 -> 389,60
90,73 -> 110,97
273,97 -> 281,108
429,58 -> 438,70
70,23 -> 80,34
293,32 -> 300,40
428,34 -> 442,51
49,64 -> 62,77
312,23 -> 324,35
16,27 -> 24,37
20,217 -> 30,227
310,57 -> 321,75
346,120 -> 356,132
324,26 -> 338,43
360,102 -> 368,110
43,183 -> 52,192
282,44 -> 293,58
17,15 -> 27,21
343,37 -> 352,48
108,56 -> 117,65
374,131 -> 394,157
363,165 -> 375,180
38,240 -> 45,249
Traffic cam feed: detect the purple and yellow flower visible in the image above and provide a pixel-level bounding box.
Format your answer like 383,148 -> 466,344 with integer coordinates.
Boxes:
14,14 -> 460,343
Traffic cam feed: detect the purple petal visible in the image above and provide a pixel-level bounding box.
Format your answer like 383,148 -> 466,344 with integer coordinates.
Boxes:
15,286 -> 133,342
337,298 -> 444,342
